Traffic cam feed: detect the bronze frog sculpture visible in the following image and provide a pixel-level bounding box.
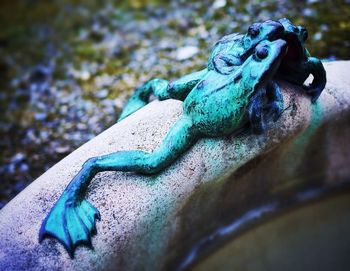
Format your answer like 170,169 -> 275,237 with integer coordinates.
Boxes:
118,19 -> 285,122
118,18 -> 325,129
39,19 -> 326,257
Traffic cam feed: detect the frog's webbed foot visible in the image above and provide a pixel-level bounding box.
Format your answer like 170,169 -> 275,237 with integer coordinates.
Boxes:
39,194 -> 100,258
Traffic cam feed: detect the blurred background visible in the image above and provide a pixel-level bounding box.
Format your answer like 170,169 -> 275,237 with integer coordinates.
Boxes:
0,0 -> 349,208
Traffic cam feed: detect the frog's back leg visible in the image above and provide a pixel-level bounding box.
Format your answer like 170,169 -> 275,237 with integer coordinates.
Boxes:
39,116 -> 200,257
93,116 -> 199,174
166,69 -> 208,101
118,69 -> 208,121
118,78 -> 168,121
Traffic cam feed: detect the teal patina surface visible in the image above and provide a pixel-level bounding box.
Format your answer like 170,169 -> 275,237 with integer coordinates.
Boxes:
39,19 -> 326,257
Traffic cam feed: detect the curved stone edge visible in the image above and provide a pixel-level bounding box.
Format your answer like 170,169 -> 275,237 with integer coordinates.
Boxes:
0,61 -> 349,270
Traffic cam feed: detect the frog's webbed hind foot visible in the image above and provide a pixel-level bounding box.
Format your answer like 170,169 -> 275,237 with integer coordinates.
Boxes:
39,195 -> 100,258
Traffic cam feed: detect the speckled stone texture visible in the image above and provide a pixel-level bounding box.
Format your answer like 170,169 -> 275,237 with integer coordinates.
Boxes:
0,61 -> 349,271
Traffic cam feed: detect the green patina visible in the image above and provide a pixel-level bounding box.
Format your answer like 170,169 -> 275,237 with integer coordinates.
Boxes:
39,19 -> 326,257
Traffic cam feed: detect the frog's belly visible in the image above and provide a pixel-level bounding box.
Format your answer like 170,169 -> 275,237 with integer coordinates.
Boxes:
184,92 -> 248,137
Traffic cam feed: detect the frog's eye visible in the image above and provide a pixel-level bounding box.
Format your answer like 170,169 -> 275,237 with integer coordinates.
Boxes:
256,46 -> 269,60
248,25 -> 260,37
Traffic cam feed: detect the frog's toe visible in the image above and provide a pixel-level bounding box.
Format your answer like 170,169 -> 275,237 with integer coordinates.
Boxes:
39,197 -> 100,258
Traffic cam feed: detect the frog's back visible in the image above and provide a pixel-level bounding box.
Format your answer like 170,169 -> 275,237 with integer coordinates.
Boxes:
183,71 -> 249,136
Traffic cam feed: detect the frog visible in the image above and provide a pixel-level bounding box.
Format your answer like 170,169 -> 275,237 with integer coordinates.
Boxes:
118,19 -> 285,121
277,18 -> 326,102
119,18 -> 326,123
39,39 -> 288,257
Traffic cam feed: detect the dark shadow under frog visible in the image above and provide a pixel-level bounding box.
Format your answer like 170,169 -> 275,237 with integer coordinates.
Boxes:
39,19 -> 326,257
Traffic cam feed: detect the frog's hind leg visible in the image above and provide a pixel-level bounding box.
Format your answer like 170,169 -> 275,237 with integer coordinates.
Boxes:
118,78 -> 168,121
118,69 -> 208,121
39,116 -> 199,257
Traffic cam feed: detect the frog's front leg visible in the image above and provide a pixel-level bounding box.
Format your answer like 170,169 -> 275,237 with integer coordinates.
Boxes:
265,80 -> 284,121
248,88 -> 266,134
303,57 -> 326,103
118,69 -> 208,121
248,81 -> 284,134
39,116 -> 199,257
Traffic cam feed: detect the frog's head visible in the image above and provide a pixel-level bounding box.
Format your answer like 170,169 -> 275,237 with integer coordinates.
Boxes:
243,20 -> 284,54
279,18 -> 308,61
238,39 -> 287,95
